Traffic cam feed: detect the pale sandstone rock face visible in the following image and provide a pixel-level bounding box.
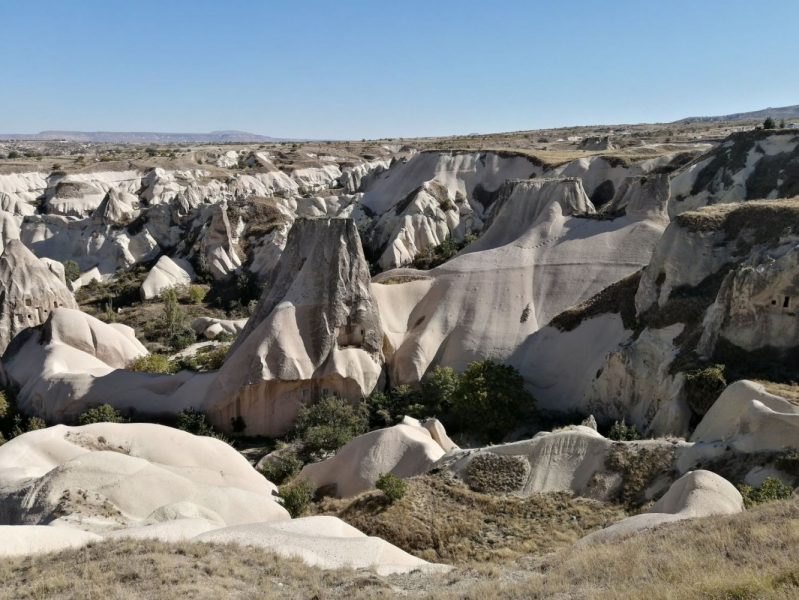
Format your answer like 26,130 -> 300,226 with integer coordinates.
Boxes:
90,188 -> 140,227
194,516 -> 448,575
140,255 -> 195,300
42,308 -> 147,369
669,130 -> 799,216
45,179 -> 106,217
0,526 -> 102,557
375,176 -> 666,390
367,181 -> 469,271
203,217 -> 384,436
0,240 -> 78,353
298,423 -> 446,498
0,423 -> 288,533
199,202 -> 241,280
191,317 -> 247,339
578,470 -> 743,545
578,136 -> 615,151
0,209 -> 21,255
690,380 -> 799,452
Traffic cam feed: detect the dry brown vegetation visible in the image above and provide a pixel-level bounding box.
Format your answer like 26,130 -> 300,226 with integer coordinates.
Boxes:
312,473 -> 630,563
2,499 -> 799,599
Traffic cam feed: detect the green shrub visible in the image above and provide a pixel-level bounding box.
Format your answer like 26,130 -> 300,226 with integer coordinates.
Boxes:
128,354 -> 174,374
375,472 -> 407,502
738,477 -> 793,508
175,407 -> 217,437
764,117 -> 776,130
169,327 -> 197,352
7,150 -> 21,159
420,365 -> 458,416
294,397 -> 367,457
26,417 -> 46,431
259,453 -> 303,485
278,479 -> 316,518
363,389 -> 392,428
412,234 -> 477,270
685,364 -> 727,416
62,260 -> 81,283
451,360 -> 535,443
78,404 -> 126,425
608,419 -> 641,441
230,415 -> 246,434
187,286 -> 206,305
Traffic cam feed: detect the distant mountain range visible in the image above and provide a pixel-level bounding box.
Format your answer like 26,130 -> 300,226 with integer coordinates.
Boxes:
0,130 -> 294,143
676,104 -> 799,123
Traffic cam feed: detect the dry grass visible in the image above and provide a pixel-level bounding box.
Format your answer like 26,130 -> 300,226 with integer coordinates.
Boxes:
312,472 -> 630,564
2,499 -> 799,599
754,380 -> 799,404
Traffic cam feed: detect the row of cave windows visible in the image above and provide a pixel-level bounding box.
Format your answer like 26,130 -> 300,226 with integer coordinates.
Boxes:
15,299 -> 62,324
773,296 -> 792,309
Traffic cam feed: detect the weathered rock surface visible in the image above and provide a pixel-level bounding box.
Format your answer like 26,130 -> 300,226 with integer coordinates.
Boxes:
140,255 -> 195,300
691,380 -> 799,452
194,516 -> 447,575
299,423 -> 446,498
0,240 -> 78,353
202,218 -> 384,436
0,423 -> 287,533
578,470 -> 743,544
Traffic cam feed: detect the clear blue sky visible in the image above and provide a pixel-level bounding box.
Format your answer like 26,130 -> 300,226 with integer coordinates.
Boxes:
1,0 -> 798,139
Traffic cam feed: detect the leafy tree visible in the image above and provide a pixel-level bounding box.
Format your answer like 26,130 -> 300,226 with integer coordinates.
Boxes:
259,453 -> 303,485
278,478 -> 316,517
450,360 -> 535,443
78,404 -> 126,425
62,260 -> 81,283
376,472 -> 407,502
7,150 -> 20,159
608,419 -> 641,441
187,285 -> 206,305
294,397 -> 367,456
25,417 -> 46,431
230,415 -> 247,434
420,365 -> 459,416
764,117 -> 776,130
780,119 -> 787,129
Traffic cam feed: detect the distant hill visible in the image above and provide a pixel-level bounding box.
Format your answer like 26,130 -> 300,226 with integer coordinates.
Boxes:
0,130 -> 295,143
676,104 -> 799,123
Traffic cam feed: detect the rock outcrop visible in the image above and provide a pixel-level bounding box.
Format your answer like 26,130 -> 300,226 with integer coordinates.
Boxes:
298,422 -> 446,498
0,240 -> 78,353
374,176 -> 667,389
199,202 -> 241,280
140,255 -> 195,300
578,470 -> 743,544
0,423 -> 288,533
670,130 -> 799,216
203,218 -> 384,436
578,136 -> 615,151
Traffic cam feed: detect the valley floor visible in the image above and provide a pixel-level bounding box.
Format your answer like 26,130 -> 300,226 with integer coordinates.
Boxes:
2,497 -> 798,600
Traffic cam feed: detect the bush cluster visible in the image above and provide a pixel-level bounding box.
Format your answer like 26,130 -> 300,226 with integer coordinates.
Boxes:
259,454 -> 303,486
293,397 -> 367,457
278,479 -> 316,518
685,364 -> 727,416
78,404 -> 127,425
375,472 -> 407,502
737,477 -> 793,508
412,234 -> 477,270
607,419 -> 641,441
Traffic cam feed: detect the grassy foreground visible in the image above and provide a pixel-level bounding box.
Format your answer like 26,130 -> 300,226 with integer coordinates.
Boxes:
2,498 -> 798,599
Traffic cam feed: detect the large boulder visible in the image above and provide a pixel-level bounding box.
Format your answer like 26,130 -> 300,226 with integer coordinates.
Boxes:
140,255 -> 195,300
690,380 -> 799,452
0,240 -> 78,354
42,308 -> 147,369
578,470 -> 743,544
298,423 -> 446,498
203,217 -> 384,436
0,423 -> 288,533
